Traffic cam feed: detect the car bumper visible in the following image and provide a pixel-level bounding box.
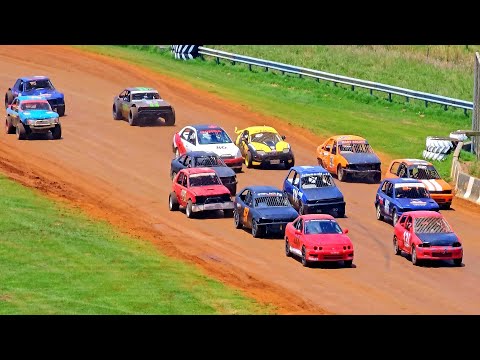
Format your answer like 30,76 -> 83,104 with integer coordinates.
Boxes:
416,247 -> 462,260
429,193 -> 453,206
192,201 -> 234,212
307,250 -> 354,262
344,169 -> 381,178
137,108 -> 172,119
304,201 -> 346,215
222,157 -> 243,169
25,123 -> 56,133
252,152 -> 294,166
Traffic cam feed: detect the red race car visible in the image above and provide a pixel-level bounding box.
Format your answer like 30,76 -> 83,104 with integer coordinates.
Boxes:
284,214 -> 354,267
393,210 -> 463,266
168,167 -> 234,218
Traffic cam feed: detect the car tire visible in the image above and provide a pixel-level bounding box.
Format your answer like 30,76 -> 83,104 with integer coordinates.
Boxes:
443,203 -> 451,210
411,246 -> 420,266
5,117 -> 15,134
246,151 -> 253,168
317,158 -> 325,167
113,104 -> 122,120
5,90 -> 13,109
234,209 -> 243,229
51,124 -> 62,140
186,200 -> 195,218
336,209 -> 345,218
372,173 -> 381,184
128,107 -> 138,126
337,165 -> 346,182
376,203 -> 384,221
453,258 -> 462,267
251,219 -> 262,238
56,105 -> 65,117
393,235 -> 401,255
301,246 -> 309,267
299,202 -> 307,215
285,157 -> 294,170
169,192 -> 179,211
285,239 -> 291,257
164,108 -> 175,126
16,122 -> 26,140
224,209 -> 234,218
171,171 -> 177,180
392,209 -> 399,226
344,260 -> 353,268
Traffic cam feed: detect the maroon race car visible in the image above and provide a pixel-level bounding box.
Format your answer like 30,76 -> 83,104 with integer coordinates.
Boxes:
168,167 -> 234,218
393,210 -> 463,266
284,214 -> 354,267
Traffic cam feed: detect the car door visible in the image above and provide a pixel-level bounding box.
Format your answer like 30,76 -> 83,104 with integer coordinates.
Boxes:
382,181 -> 395,218
9,98 -> 20,126
397,215 -> 412,251
376,180 -> 388,216
238,130 -> 250,158
121,91 -> 131,118
292,217 -> 304,250
242,190 -> 253,229
171,154 -> 186,177
284,169 -> 299,209
175,172 -> 188,207
319,139 -> 335,172
116,90 -> 127,113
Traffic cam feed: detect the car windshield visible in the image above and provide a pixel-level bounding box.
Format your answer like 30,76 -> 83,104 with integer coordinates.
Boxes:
20,101 -> 51,111
304,220 -> 343,234
195,155 -> 225,167
132,92 -> 160,100
409,165 -> 441,180
338,140 -> 374,154
254,193 -> 290,207
189,173 -> 221,187
251,132 -> 282,144
414,217 -> 453,234
197,129 -> 232,144
301,173 -> 334,189
25,79 -> 54,91
395,186 -> 429,199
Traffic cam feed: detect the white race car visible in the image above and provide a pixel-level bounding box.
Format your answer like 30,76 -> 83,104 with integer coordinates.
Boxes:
173,124 -> 243,172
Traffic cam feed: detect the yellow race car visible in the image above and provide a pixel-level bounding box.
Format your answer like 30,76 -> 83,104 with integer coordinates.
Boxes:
234,125 -> 294,169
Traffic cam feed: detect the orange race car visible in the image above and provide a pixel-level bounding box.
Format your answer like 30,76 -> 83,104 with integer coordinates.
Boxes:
316,135 -> 382,183
384,159 -> 453,209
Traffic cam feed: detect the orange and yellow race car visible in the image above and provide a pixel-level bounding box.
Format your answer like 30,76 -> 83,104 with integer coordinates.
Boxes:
234,125 -> 294,169
316,135 -> 382,183
384,159 -> 453,209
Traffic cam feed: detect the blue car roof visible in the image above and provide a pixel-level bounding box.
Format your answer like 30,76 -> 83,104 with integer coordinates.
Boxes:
248,185 -> 283,194
191,124 -> 224,131
291,165 -> 329,174
385,178 -> 423,185
20,76 -> 49,82
17,95 -> 46,101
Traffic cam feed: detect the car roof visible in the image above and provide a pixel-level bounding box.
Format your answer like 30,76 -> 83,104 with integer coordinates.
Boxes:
291,165 -> 329,174
181,167 -> 216,175
300,214 -> 335,221
20,76 -> 50,82
245,125 -> 279,134
329,135 -> 367,142
391,158 -> 433,166
17,95 -> 48,102
383,178 -> 423,185
248,185 -> 283,194
185,151 -> 219,157
190,124 -> 225,131
125,87 -> 157,92
402,210 -> 443,218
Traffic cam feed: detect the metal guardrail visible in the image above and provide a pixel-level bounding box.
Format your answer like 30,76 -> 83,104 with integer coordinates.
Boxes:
198,47 -> 474,114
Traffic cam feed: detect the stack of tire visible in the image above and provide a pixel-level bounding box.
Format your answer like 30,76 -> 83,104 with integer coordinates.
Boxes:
422,134 -> 464,161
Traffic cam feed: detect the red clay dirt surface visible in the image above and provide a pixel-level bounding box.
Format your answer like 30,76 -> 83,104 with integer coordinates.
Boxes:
1,46 -> 480,315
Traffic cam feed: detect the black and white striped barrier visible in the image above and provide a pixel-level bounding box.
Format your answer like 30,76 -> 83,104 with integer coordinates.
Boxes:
453,161 -> 480,205
171,45 -> 201,60
423,136 -> 456,161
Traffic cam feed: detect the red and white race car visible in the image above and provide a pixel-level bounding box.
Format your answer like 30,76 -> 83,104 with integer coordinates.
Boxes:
284,214 -> 354,267
168,167 -> 234,218
172,124 -> 243,172
393,210 -> 463,266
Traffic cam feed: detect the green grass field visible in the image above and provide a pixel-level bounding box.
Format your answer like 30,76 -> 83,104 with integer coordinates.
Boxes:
77,45 -> 475,180
0,175 -> 272,314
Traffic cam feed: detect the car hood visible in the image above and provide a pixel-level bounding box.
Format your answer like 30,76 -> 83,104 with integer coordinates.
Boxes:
342,153 -> 381,165
250,141 -> 289,152
190,185 -> 230,197
301,187 -> 343,201
255,206 -> 299,219
21,88 -> 63,99
419,179 -> 452,192
303,234 -> 352,247
396,198 -> 439,210
20,110 -> 58,120
197,143 -> 241,157
416,232 -> 459,246
132,99 -> 171,107
212,166 -> 236,178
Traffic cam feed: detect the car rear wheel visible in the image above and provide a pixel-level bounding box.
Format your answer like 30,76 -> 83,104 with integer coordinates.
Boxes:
170,171 -> 177,180
299,202 -> 306,215
113,104 -> 122,120
301,246 -> 309,267
285,239 -> 291,257
344,260 -> 353,268
224,209 -> 234,218
234,209 -> 243,229
317,158 -> 325,167
393,235 -> 401,255
376,204 -> 384,221
392,209 -> 399,225
337,165 -> 346,182
284,157 -> 294,169
5,90 -> 13,109
51,124 -> 62,140
164,108 -> 175,126
5,118 -> 15,134
372,173 -> 381,184
411,246 -> 420,266
246,151 -> 253,168
16,123 -> 26,140
453,258 -> 462,266
251,219 -> 262,238
169,192 -> 179,211
128,107 -> 138,126
186,200 -> 194,218
56,105 -> 65,117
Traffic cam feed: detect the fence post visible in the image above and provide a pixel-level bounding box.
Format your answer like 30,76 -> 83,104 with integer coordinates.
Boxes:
425,100 -> 428,108
248,64 -> 252,71
388,93 -> 392,102
406,97 -> 409,103
351,85 -> 354,91
216,57 -> 220,65
370,89 -> 373,96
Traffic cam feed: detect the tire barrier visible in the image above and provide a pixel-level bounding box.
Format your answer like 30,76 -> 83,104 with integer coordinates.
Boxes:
171,45 -> 201,60
423,136 -> 456,161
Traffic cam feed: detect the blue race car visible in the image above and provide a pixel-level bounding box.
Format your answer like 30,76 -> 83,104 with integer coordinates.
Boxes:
5,76 -> 66,116
283,165 -> 346,217
170,151 -> 238,195
233,185 -> 299,238
375,178 -> 440,225
5,96 -> 61,140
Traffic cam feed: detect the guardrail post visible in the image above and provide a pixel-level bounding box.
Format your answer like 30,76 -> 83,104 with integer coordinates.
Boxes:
265,67 -> 268,72
299,74 -> 302,78
333,82 -> 337,87
388,93 -> 392,102
425,100 -> 428,107
370,89 -> 373,96
316,78 -> 319,82
281,71 -> 285,75
464,109 -> 468,116
216,57 -> 220,65
406,97 -> 409,103
231,60 -> 236,65
351,85 -> 354,91
248,64 -> 252,71
444,105 -> 448,111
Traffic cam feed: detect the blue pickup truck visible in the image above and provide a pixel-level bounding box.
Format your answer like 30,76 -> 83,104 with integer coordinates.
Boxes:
5,96 -> 61,140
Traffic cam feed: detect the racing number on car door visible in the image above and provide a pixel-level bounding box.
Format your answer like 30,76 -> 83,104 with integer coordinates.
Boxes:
243,207 -> 249,224
403,231 -> 411,247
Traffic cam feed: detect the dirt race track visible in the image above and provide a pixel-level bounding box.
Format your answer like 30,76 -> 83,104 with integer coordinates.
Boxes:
1,46 -> 480,314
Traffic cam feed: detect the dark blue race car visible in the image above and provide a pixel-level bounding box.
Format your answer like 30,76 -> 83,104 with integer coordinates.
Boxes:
375,178 -> 440,225
233,185 -> 299,238
283,165 -> 346,217
5,76 -> 66,116
170,151 -> 238,195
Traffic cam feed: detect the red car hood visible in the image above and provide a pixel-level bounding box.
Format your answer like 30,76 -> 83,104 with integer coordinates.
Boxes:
303,234 -> 352,247
190,185 -> 230,196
